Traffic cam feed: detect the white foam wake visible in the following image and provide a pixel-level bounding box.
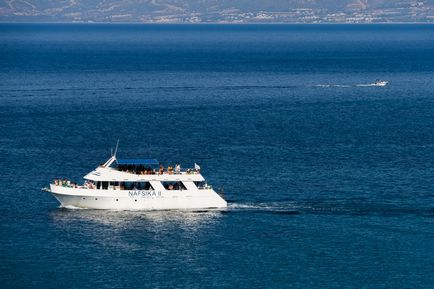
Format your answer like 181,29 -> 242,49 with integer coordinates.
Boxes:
313,84 -> 351,88
314,82 -> 388,88
61,205 -> 88,210
228,202 -> 298,212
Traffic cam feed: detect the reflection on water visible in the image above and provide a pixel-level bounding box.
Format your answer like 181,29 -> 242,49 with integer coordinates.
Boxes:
51,208 -> 225,228
50,208 -> 226,253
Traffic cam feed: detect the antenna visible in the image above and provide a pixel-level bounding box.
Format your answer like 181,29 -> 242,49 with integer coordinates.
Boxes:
113,139 -> 120,158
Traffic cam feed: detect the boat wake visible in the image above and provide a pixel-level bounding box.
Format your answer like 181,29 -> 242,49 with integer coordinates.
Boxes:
314,84 -> 351,88
227,199 -> 431,217
314,80 -> 389,88
228,202 -> 300,215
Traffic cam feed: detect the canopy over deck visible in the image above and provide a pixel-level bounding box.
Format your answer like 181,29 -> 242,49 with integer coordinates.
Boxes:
116,159 -> 159,166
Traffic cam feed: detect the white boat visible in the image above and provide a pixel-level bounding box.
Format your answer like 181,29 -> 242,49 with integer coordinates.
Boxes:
45,154 -> 227,210
373,80 -> 389,87
356,80 -> 389,87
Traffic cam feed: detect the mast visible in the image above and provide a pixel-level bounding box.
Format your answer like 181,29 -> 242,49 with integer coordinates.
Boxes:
102,139 -> 119,167
113,139 -> 120,158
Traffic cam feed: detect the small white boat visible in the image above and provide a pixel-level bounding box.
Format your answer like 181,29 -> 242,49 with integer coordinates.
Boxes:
373,80 -> 389,87
44,152 -> 227,210
355,80 -> 389,87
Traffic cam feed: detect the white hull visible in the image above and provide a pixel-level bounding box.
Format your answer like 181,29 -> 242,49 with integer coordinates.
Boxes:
373,82 -> 388,87
50,184 -> 227,210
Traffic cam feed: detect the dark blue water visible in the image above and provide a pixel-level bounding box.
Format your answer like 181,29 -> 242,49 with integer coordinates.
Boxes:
1,24 -> 434,288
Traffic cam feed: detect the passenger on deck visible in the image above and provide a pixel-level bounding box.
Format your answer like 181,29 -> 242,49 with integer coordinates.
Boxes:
159,164 -> 164,175
175,164 -> 181,174
168,165 -> 173,174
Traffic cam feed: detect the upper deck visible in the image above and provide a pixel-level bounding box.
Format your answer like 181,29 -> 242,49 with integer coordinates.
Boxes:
83,157 -> 205,182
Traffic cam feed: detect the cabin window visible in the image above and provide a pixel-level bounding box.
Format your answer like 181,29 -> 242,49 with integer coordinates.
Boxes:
119,182 -> 153,190
122,182 -> 134,190
194,181 -> 207,189
96,181 -> 101,189
135,182 -> 154,190
109,181 -> 120,190
102,181 -> 108,190
162,181 -> 186,191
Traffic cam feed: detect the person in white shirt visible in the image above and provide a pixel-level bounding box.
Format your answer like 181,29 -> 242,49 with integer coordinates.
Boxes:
175,164 -> 181,174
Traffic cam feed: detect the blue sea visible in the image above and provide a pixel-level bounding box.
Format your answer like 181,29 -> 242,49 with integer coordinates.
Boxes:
1,24 -> 433,288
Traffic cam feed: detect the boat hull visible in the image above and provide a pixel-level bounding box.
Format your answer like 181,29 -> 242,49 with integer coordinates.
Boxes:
49,185 -> 227,210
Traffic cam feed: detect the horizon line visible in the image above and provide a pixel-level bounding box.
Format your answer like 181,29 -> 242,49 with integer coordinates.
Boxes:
1,21 -> 434,25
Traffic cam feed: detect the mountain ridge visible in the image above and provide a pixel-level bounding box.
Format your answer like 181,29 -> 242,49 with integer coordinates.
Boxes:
1,0 -> 433,23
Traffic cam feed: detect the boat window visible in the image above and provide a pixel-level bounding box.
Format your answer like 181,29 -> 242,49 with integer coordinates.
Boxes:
119,182 -> 153,190
134,182 -> 154,190
96,181 -> 101,189
122,182 -> 134,190
102,181 -> 108,190
109,181 -> 120,190
162,181 -> 186,191
194,181 -> 208,189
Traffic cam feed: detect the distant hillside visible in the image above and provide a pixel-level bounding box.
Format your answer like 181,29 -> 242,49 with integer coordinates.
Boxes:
1,0 -> 433,23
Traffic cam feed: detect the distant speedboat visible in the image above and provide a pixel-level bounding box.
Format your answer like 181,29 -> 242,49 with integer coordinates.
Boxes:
373,80 -> 389,87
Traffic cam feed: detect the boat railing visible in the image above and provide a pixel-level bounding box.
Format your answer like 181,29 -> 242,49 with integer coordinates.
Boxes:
52,179 -> 93,189
114,167 -> 201,175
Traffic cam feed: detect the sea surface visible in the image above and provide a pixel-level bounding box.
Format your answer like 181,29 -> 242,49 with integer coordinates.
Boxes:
1,24 -> 433,288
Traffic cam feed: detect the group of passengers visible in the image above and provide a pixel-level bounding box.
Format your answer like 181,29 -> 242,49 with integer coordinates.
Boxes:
186,168 -> 200,174
84,180 -> 95,189
159,164 -> 181,175
116,163 -> 199,175
53,179 -> 78,188
117,164 -> 156,175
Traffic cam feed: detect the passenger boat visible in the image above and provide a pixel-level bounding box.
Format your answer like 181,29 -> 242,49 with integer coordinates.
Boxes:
44,153 -> 227,210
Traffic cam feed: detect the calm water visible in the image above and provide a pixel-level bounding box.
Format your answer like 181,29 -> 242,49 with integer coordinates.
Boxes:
1,24 -> 434,288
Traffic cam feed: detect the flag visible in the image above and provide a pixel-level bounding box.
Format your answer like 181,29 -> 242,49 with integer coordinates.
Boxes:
194,163 -> 201,170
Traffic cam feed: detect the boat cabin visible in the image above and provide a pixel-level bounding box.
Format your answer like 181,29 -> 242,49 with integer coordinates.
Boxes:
53,156 -> 209,191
